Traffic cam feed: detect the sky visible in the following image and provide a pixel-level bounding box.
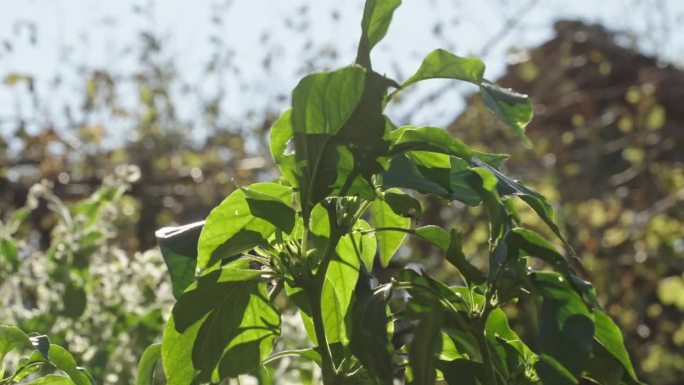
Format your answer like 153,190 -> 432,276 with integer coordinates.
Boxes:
0,0 -> 682,144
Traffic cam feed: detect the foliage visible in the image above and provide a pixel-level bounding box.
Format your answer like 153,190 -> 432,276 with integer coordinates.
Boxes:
0,326 -> 95,385
447,20 -> 684,384
150,2 -> 640,384
0,170 -> 174,385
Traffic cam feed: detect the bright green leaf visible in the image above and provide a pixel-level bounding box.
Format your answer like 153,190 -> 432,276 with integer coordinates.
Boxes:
197,183 -> 292,270
485,308 -> 537,378
480,80 -> 533,148
593,310 -> 640,384
322,241 -> 362,345
370,189 -> 411,267
48,344 -> 93,385
414,226 -> 450,252
0,325 -> 32,361
292,67 -> 366,136
356,0 -> 402,67
137,343 -> 161,385
390,126 -> 472,161
162,264 -> 279,384
242,184 -> 296,234
337,219 -> 376,270
292,66 -> 366,220
396,49 -> 485,94
25,375 -> 76,385
269,109 -> 298,185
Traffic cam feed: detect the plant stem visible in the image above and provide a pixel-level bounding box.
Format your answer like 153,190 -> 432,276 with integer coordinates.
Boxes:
301,207 -> 342,384
476,288 -> 500,385
476,326 -> 499,385
307,285 -> 338,384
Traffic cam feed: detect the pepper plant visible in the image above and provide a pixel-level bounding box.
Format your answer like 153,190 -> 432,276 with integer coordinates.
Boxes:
148,1 -> 641,384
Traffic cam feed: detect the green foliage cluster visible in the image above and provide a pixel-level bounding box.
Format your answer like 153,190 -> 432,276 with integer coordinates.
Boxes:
445,21 -> 684,383
145,1 -> 641,384
4,3 -> 674,385
0,171 -> 174,384
0,325 -> 95,385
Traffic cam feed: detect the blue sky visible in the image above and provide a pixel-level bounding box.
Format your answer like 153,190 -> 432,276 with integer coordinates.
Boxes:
1,0 -> 682,142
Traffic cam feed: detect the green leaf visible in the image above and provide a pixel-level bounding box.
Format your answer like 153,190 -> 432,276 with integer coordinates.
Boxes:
533,272 -> 594,379
390,126 -> 471,161
506,228 -> 568,272
283,283 -> 318,345
383,154 -> 481,205
448,158 -> 483,206
439,332 -> 464,361
242,185 -> 296,234
593,310 -> 640,384
137,343 -> 161,385
535,354 -> 577,385
356,0 -> 402,67
398,269 -> 465,312
337,71 -> 397,184
397,49 -> 485,92
322,241 -> 362,345
337,219 -> 376,270
474,159 -> 587,274
0,237 -> 19,271
414,226 -> 450,252
197,183 -> 293,270
370,189 -> 411,267
485,308 -> 537,378
466,167 -> 507,246
155,221 -> 203,299
25,375 -> 76,385
445,230 -> 485,285
0,325 -> 32,361
349,280 -> 394,385
61,283 -> 87,319
262,348 -> 322,367
370,225 -> 451,254
472,151 -> 509,169
383,154 -> 450,197
584,344 -> 627,385
162,264 -> 279,384
48,344 -> 93,385
269,109 -> 298,185
437,359 -> 484,385
292,66 -> 366,220
473,160 -> 550,221
408,304 -> 443,385
383,190 -> 422,218
479,80 -> 533,148
292,67 -> 366,137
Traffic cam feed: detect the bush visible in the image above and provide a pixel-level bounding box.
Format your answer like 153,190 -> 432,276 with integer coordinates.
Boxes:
150,1 -> 641,384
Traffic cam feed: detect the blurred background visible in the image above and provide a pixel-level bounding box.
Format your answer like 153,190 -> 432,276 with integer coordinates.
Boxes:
0,0 -> 682,384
